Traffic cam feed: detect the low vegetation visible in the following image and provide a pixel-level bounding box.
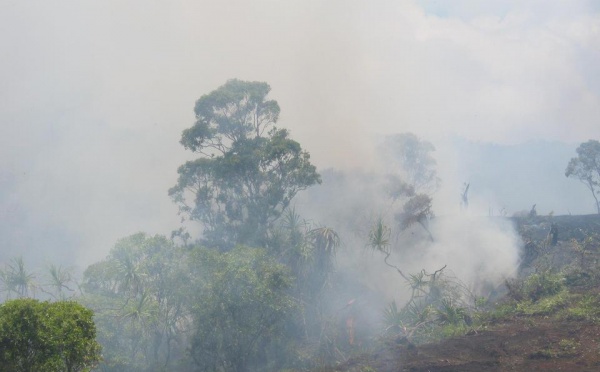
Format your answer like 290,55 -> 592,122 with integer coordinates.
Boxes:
326,215 -> 600,371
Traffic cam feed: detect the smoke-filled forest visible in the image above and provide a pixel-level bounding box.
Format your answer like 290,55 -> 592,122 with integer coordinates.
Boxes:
1,1 -> 600,372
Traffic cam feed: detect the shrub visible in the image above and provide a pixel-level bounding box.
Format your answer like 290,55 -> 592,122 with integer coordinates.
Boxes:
524,271 -> 564,301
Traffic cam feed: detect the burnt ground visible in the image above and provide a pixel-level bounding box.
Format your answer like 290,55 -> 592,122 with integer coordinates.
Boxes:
323,214 -> 600,372
333,316 -> 600,372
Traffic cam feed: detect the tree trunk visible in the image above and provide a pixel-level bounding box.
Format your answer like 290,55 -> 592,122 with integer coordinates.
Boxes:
587,180 -> 600,214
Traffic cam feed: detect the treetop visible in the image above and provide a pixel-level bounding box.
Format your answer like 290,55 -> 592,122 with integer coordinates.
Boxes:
181,79 -> 281,154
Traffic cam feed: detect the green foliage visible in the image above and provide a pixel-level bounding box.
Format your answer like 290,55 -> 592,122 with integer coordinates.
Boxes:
366,218 -> 412,280
383,133 -> 439,193
379,133 -> 439,241
559,232 -> 600,288
169,79 -> 320,249
46,301 -> 102,372
188,246 -> 295,372
379,267 -> 475,345
506,270 -> 564,302
180,79 -> 280,153
382,301 -> 404,332
269,209 -> 341,303
558,338 -> 580,352
0,259 -> 78,302
529,338 -> 580,360
81,233 -> 191,372
485,272 -> 593,324
266,209 -> 347,369
565,139 -> 600,214
0,257 -> 36,299
438,322 -> 470,339
523,271 -> 565,301
570,233 -> 600,272
437,298 -> 468,325
395,194 -> 434,240
81,215 -> 340,371
367,217 -> 391,255
0,298 -> 101,372
529,348 -> 556,360
0,298 -> 48,372
561,294 -> 600,322
359,367 -> 377,372
482,302 -> 519,322
43,264 -> 77,300
490,271 -> 569,321
474,296 -> 488,310
514,291 -> 569,316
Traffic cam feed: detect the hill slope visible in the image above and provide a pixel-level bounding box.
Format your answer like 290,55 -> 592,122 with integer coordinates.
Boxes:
327,214 -> 600,372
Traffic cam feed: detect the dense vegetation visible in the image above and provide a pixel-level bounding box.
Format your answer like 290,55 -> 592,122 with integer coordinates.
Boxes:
0,299 -> 101,372
1,79 -> 598,371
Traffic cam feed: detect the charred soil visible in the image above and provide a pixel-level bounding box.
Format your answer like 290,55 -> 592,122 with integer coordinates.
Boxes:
330,316 -> 600,371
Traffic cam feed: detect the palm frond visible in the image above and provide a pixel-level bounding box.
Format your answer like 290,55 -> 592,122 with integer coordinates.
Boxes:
367,217 -> 391,254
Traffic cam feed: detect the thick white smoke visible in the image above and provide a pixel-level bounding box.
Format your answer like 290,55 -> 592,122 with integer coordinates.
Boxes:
296,135 -> 523,305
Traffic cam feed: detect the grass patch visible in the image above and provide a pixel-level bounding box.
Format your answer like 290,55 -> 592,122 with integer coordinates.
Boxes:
437,323 -> 470,339
529,348 -> 555,359
529,339 -> 581,360
479,302 -> 519,322
524,271 -> 564,300
560,294 -> 600,322
515,290 -> 570,316
558,338 -> 580,353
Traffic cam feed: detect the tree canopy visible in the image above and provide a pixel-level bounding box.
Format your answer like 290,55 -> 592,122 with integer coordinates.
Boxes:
188,246 -> 295,372
169,79 -> 320,249
566,139 -> 600,214
81,233 -> 191,371
383,133 -> 440,194
380,133 -> 438,240
0,298 -> 101,372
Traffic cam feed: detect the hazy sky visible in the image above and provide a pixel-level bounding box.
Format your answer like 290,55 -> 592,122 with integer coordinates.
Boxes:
1,0 -> 599,267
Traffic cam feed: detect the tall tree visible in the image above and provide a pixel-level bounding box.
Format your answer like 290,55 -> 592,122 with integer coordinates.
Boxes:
0,257 -> 36,300
565,139 -> 600,214
383,133 -> 440,194
169,79 -> 321,249
382,133 -> 438,240
43,264 -> 76,300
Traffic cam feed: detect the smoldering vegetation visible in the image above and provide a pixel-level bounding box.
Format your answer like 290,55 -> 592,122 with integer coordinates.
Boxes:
0,79 -> 598,372
289,136 -> 523,349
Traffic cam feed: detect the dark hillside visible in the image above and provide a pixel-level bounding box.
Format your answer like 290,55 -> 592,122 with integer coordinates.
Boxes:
516,214 -> 600,242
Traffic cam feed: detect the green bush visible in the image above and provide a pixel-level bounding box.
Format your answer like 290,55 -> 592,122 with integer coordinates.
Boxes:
0,299 -> 101,372
521,271 -> 564,302
515,291 -> 569,316
561,295 -> 600,322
